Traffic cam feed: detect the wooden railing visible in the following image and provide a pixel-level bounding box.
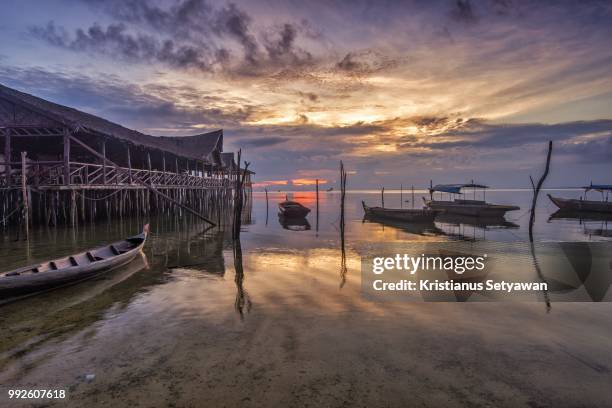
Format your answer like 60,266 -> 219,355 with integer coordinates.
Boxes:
0,161 -> 232,189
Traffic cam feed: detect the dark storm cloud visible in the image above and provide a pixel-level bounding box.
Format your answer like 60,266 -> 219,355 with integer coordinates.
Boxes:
31,22 -> 215,71
33,0 -> 318,76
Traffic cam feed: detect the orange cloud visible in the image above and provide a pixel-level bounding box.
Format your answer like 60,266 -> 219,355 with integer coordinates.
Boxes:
252,180 -> 289,188
291,178 -> 328,186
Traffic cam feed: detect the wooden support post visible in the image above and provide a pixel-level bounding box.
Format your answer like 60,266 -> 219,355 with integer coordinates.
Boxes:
68,135 -> 216,226
63,128 -> 71,185
162,153 -> 166,185
400,184 -> 403,208
4,127 -> 10,186
127,145 -> 132,184
102,140 -> 107,184
411,185 -> 415,209
21,151 -> 29,240
381,187 -> 385,208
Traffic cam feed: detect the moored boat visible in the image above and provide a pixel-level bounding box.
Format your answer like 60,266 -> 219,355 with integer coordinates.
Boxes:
424,183 -> 519,217
548,185 -> 612,214
0,225 -> 149,298
278,200 -> 311,218
362,201 -> 438,222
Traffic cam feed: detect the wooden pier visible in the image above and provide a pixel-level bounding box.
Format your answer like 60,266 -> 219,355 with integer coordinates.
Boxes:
0,84 -> 253,229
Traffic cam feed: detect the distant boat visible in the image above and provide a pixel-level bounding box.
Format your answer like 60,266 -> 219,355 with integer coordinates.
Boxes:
548,184 -> 612,214
424,183 -> 519,217
278,200 -> 311,218
0,225 -> 149,299
326,187 -> 334,192
362,201 -> 437,222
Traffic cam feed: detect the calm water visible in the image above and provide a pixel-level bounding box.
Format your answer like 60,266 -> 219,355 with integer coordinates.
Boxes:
0,190 -> 611,407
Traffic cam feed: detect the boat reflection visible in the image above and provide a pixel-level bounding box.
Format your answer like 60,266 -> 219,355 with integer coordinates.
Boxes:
362,214 -> 443,236
548,210 -> 612,239
435,213 -> 519,241
278,215 -> 311,231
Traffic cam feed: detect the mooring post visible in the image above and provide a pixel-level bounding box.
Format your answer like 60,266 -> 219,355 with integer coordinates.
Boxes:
528,141 -> 553,242
21,151 -> 29,240
400,183 -> 403,208
381,187 -> 385,208
411,185 -> 415,209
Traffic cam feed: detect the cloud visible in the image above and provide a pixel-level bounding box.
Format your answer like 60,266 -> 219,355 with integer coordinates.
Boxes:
0,65 -> 258,133
30,21 -> 216,71
236,136 -> 288,148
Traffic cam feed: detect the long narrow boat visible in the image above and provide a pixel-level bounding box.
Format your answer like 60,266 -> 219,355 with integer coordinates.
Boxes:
0,224 -> 149,298
548,184 -> 612,214
424,183 -> 519,217
362,201 -> 438,222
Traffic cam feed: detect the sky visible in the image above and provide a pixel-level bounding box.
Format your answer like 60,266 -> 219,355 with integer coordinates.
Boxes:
1,0 -> 611,189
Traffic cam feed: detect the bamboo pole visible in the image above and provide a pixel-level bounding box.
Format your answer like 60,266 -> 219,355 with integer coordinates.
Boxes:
411,185 -> 415,209
381,187 -> 385,208
400,184 -> 403,208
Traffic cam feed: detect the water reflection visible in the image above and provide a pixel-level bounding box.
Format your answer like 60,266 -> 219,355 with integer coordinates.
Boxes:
278,215 -> 311,231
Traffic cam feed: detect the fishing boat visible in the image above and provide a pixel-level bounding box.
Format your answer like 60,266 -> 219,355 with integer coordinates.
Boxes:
548,184 -> 612,214
326,187 -> 334,192
0,225 -> 149,298
424,183 -> 519,217
278,200 -> 311,218
362,201 -> 438,222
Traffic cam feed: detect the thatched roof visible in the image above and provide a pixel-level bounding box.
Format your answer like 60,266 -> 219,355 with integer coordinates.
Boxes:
0,83 -> 223,163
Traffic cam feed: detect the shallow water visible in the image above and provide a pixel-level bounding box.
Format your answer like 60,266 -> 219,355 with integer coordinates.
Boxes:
0,190 -> 611,407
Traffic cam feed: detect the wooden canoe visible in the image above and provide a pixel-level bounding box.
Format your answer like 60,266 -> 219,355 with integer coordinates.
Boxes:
278,200 -> 311,218
0,224 -> 149,298
548,194 -> 612,214
362,201 -> 438,222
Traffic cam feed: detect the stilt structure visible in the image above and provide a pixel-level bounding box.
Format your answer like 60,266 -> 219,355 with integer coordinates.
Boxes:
0,84 -> 254,227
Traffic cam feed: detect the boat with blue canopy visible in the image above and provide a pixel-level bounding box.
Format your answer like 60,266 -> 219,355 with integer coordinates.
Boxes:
424,181 -> 520,217
548,183 -> 612,214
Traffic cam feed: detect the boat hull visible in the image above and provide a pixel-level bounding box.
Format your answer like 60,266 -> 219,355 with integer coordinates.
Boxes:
362,201 -> 437,222
548,194 -> 612,214
0,226 -> 148,298
278,201 -> 311,218
424,199 -> 519,217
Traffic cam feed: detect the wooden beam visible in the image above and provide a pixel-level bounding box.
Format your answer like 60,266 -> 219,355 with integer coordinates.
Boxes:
63,128 -> 70,185
68,135 -> 216,226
